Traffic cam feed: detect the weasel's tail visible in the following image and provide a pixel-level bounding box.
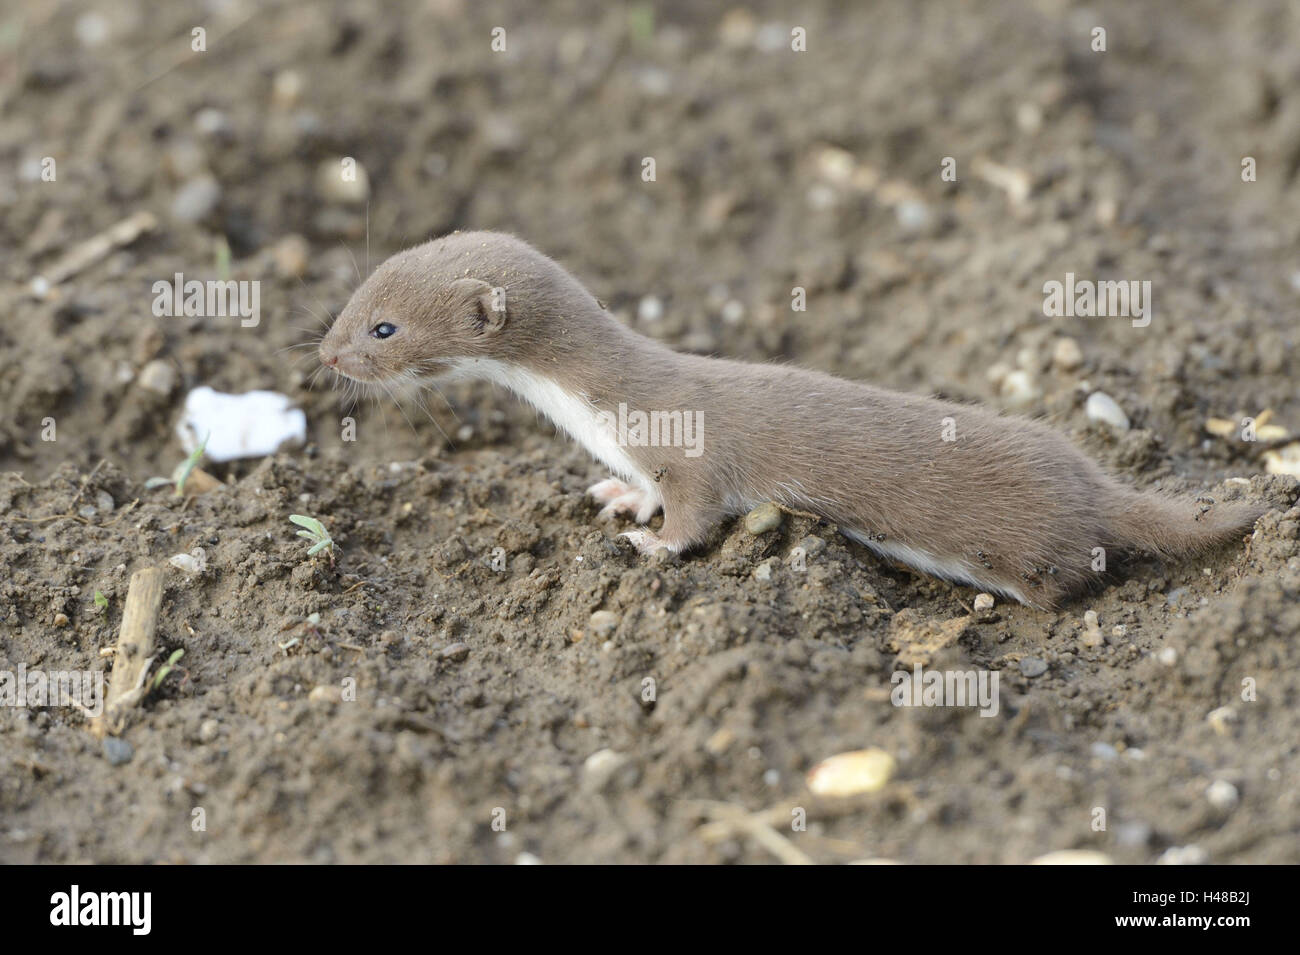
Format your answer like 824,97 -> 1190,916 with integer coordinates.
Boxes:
1106,490 -> 1263,557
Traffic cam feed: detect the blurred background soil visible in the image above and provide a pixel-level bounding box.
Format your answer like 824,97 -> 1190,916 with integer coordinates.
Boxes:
1,0 -> 1298,862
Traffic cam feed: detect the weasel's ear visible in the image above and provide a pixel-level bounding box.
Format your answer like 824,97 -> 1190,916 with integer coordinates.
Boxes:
448,277 -> 507,333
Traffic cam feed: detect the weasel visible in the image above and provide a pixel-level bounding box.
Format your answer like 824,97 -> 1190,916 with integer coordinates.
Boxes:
318,231 -> 1262,609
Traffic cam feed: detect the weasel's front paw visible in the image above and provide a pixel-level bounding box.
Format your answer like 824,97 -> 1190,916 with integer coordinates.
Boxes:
587,477 -> 661,524
618,529 -> 677,557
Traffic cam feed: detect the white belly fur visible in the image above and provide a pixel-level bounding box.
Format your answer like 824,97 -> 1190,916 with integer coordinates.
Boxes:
446,357 -> 663,508
840,527 -> 1029,604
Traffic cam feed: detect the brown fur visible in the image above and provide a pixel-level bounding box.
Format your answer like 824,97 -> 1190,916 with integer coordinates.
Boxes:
320,231 -> 1263,609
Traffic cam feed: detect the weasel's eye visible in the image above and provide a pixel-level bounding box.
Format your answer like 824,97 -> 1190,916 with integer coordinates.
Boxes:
370,322 -> 397,339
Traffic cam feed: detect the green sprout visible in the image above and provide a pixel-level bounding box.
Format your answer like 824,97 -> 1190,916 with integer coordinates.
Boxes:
151,648 -> 185,692
145,434 -> 209,497
214,235 -> 232,281
290,514 -> 336,564
93,591 -> 109,611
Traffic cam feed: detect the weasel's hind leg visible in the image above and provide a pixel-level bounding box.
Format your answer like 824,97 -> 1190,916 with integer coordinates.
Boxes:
619,503 -> 715,557
587,476 -> 662,524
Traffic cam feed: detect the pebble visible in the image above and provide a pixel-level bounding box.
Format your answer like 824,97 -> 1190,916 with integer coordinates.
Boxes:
137,359 -> 177,395
744,502 -> 783,535
1030,850 -> 1112,865
316,158 -> 370,203
999,369 -> 1040,407
198,719 -> 220,743
1052,337 -> 1083,371
972,593 -> 995,613
895,199 -> 931,231
1081,610 -> 1104,648
581,748 -> 634,792
1156,646 -> 1178,666
308,685 -> 343,704
75,12 -> 110,47
1089,742 -> 1119,761
1158,844 -> 1208,866
169,551 -> 206,575
1263,443 -> 1300,478
588,610 -> 620,638
1115,821 -> 1153,848
170,175 -> 221,224
439,642 -> 470,662
1206,779 -> 1239,811
103,737 -> 134,766
753,557 -> 778,581
1206,705 -> 1238,737
271,70 -> 304,108
53,613 -> 69,627
194,108 -> 231,138
271,234 -> 310,279
637,296 -> 663,322
1019,657 -> 1048,678
1085,391 -> 1130,431
806,748 -> 896,796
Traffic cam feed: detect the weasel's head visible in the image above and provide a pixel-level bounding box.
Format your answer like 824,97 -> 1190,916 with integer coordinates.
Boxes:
319,236 -> 514,385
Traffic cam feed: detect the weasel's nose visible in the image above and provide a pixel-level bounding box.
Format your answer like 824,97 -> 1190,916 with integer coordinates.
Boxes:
320,349 -> 339,369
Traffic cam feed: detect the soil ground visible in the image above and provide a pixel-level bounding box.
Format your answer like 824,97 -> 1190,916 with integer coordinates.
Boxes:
2,0 -> 1298,863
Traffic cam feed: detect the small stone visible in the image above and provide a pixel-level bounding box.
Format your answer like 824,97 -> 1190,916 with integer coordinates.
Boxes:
103,737 -> 134,766
972,593 -> 995,613
1019,657 -> 1049,678
705,727 -> 735,755
1031,850 -> 1112,865
1052,337 -> 1083,371
198,719 -> 220,743
316,158 -> 370,204
581,748 -> 635,792
439,642 -> 470,662
95,490 -> 115,512
271,70 -> 304,108
1158,844 -> 1208,866
1206,779 -> 1239,811
807,748 -> 896,796
1090,742 -> 1118,761
799,535 -> 827,557
744,501 -> 783,535
999,369 -> 1040,407
169,552 -> 205,575
753,557 -> 777,581
1085,391 -> 1130,431
1016,101 -> 1044,133
75,12 -> 110,47
194,108 -> 231,137
637,296 -> 663,322
718,8 -> 757,48
1263,443 -> 1300,478
895,199 -> 931,231
588,610 -> 619,638
271,234 -> 310,279
1115,821 -> 1153,847
1156,646 -> 1178,666
1206,705 -> 1238,737
514,852 -> 543,865
1204,417 -> 1237,438
53,612 -> 69,627
1081,609 -> 1104,648
137,359 -> 176,395
170,175 -> 221,224
308,685 -> 343,704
